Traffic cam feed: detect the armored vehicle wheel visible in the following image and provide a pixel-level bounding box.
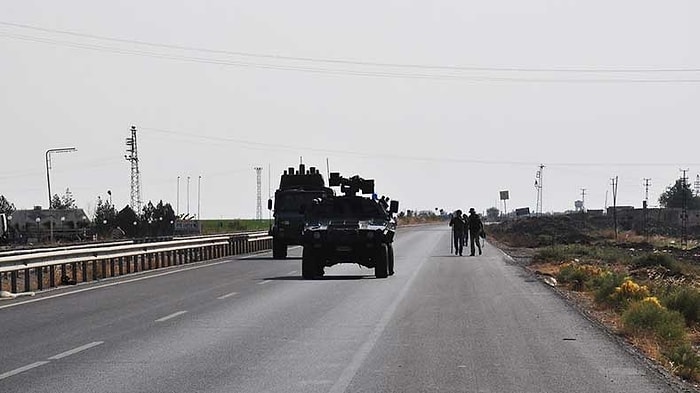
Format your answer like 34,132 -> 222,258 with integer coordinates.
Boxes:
387,244 -> 395,276
272,239 -> 287,259
302,247 -> 319,279
375,244 -> 389,279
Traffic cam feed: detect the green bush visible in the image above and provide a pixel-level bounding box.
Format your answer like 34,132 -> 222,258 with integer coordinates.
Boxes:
621,300 -> 686,344
592,272 -> 627,306
662,286 -> 700,325
633,253 -> 681,275
666,343 -> 700,380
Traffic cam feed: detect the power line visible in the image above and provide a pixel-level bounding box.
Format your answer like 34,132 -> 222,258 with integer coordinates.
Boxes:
2,20 -> 700,74
2,27 -> 700,83
139,126 -> 700,168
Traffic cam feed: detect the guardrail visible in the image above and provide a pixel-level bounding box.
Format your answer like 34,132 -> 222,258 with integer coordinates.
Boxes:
0,232 -> 272,294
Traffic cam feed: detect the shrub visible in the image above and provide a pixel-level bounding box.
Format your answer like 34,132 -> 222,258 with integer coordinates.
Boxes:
621,299 -> 686,344
662,286 -> 700,325
666,343 -> 700,380
557,263 -> 604,291
633,253 -> 681,275
592,272 -> 627,306
615,279 -> 651,301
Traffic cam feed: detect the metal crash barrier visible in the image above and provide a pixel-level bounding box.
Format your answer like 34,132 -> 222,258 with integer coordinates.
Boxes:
0,232 -> 272,294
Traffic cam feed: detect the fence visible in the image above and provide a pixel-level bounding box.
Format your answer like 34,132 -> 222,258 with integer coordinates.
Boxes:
0,232 -> 272,294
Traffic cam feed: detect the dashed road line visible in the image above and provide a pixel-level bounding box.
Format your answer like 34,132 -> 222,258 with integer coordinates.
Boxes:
288,270 -> 297,275
217,292 -> 238,300
258,280 -> 271,285
155,311 -> 187,322
0,361 -> 50,381
48,341 -> 104,360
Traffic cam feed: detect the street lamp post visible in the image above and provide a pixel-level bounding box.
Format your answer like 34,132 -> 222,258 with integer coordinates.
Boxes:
46,147 -> 77,209
35,217 -> 41,242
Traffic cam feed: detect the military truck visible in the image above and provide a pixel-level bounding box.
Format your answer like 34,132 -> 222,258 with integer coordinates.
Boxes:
268,164 -> 334,259
300,173 -> 398,279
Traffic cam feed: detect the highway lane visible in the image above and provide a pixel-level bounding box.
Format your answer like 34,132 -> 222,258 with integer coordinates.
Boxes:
0,225 -> 677,392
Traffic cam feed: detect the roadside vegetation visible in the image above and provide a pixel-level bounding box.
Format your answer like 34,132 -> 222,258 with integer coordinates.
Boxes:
490,215 -> 700,382
200,219 -> 271,234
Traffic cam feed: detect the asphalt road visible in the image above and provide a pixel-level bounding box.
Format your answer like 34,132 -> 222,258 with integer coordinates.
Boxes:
0,225 -> 677,392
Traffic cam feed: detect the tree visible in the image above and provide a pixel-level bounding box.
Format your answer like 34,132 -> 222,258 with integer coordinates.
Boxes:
51,188 -> 77,209
0,195 -> 15,214
116,205 -> 140,238
94,196 -> 117,238
659,179 -> 700,209
486,207 -> 500,222
141,200 -> 176,237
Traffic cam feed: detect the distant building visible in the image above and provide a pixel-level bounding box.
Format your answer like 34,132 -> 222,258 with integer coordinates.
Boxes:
6,206 -> 91,242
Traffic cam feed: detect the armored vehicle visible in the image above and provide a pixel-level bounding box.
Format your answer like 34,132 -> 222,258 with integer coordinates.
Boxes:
268,164 -> 334,259
300,173 -> 399,279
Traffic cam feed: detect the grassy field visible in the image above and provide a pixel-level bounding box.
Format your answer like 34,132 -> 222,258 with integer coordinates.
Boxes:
199,219 -> 271,235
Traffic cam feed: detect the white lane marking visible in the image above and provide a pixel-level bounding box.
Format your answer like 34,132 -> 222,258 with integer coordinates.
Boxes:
48,341 -> 104,360
288,270 -> 297,275
0,256 -> 239,310
258,280 -> 271,285
0,361 -> 50,381
328,248 -> 428,393
155,311 -> 187,322
217,292 -> 238,300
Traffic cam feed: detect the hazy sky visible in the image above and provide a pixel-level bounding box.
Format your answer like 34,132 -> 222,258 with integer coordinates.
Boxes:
2,1 -> 699,218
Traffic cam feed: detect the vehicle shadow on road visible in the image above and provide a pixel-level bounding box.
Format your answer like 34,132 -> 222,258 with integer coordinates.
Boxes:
264,275 -> 370,281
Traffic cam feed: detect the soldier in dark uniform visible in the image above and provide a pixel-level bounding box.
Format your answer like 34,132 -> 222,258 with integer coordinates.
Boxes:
449,210 -> 466,256
467,208 -> 483,256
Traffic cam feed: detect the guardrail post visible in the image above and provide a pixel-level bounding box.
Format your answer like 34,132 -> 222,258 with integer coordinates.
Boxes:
141,253 -> 146,271
24,268 -> 31,292
110,258 -> 115,277
10,271 -> 18,293
37,267 -> 44,291
118,257 -> 124,275
49,265 -> 56,288
82,261 -> 88,282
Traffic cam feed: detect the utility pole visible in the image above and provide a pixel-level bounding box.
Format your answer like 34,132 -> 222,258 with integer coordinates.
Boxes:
681,169 -> 689,249
580,188 -> 586,212
611,176 -> 618,240
197,175 -> 202,220
535,164 -> 544,216
643,178 -> 651,242
187,176 -> 190,216
124,126 -> 142,215
176,176 -> 180,217
255,167 -> 263,220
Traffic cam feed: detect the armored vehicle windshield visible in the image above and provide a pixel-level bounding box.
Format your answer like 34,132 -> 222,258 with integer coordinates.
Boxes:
307,196 -> 389,220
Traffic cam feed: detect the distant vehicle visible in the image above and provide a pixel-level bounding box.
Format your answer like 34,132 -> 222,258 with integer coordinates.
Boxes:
268,164 -> 334,259
300,173 -> 398,279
